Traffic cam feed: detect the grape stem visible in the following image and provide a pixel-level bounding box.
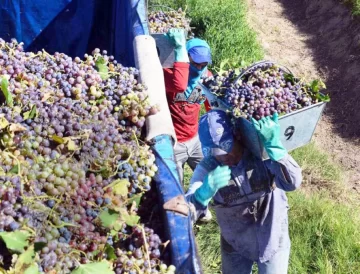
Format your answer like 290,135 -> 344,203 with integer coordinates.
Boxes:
132,130 -> 140,149
69,249 -> 87,258
140,225 -> 151,268
47,220 -> 80,229
22,225 -> 36,236
42,49 -> 55,60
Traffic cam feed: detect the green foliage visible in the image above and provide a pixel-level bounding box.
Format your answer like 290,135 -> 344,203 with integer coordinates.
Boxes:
342,0 -> 360,15
99,209 -> 120,228
0,76 -> 13,107
290,142 -> 342,183
14,245 -> 37,274
95,57 -> 110,80
287,191 -> 360,273
71,261 -> 114,274
0,230 -> 30,252
149,0 -> 264,69
23,264 -> 40,274
194,213 -> 221,274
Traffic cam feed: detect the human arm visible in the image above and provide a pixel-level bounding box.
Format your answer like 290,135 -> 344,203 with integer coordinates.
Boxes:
162,29 -> 190,93
252,113 -> 302,191
186,164 -> 231,221
163,63 -> 189,93
264,154 -> 302,191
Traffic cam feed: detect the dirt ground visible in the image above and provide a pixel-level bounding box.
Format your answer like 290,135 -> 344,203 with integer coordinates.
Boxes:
246,0 -> 360,188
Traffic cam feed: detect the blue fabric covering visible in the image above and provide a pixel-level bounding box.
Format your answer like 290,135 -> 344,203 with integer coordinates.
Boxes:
199,110 -> 234,157
152,135 -> 203,274
0,0 -> 148,67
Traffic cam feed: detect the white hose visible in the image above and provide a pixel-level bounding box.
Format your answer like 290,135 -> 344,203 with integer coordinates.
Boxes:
133,35 -> 177,143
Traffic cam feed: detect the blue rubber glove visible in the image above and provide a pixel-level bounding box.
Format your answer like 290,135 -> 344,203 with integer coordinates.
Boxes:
164,28 -> 189,62
251,113 -> 287,161
194,166 -> 231,207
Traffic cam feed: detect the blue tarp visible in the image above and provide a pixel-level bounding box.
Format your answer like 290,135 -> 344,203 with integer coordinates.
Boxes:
0,1 -> 202,273
0,0 -> 148,67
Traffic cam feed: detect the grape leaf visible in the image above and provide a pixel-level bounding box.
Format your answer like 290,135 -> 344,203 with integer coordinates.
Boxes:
23,105 -> 37,120
123,214 -> 140,227
51,135 -> 66,144
71,261 -> 114,274
99,209 -> 120,228
67,139 -> 78,151
284,73 -> 295,84
0,230 -> 30,252
128,193 -> 143,207
104,244 -> 117,260
310,79 -> 326,93
0,76 -> 13,107
113,220 -> 124,231
0,116 -> 9,129
112,179 -> 129,197
9,164 -> 19,174
316,93 -> 330,103
24,263 -> 40,274
120,210 -> 140,227
92,250 -> 100,257
95,57 -> 109,80
15,245 -> 36,273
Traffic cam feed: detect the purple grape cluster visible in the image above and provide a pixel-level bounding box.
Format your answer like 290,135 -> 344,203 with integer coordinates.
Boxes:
113,226 -> 175,274
0,39 -> 174,273
148,8 -> 193,36
203,62 -> 328,120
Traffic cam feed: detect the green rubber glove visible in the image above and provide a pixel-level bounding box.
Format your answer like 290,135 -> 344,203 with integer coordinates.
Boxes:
164,28 -> 189,62
194,166 -> 231,207
251,113 -> 287,161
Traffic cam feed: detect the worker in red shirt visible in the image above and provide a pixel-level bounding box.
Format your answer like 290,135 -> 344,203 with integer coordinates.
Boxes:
163,29 -> 212,184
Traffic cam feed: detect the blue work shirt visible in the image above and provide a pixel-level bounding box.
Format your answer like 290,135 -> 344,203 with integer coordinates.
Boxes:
186,150 -> 302,263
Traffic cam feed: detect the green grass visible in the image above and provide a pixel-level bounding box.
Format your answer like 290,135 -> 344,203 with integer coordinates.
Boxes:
287,191 -> 360,274
342,0 -> 360,15
149,0 -> 264,69
290,142 -> 342,183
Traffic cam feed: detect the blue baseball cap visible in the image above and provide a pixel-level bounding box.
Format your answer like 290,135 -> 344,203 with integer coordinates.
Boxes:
199,110 -> 234,157
186,38 -> 212,64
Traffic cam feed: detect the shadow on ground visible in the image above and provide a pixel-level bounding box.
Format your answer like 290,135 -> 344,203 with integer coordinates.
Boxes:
275,0 -> 360,143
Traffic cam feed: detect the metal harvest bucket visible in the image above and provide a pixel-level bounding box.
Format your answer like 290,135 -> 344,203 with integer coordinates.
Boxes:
200,61 -> 327,160
147,4 -> 189,68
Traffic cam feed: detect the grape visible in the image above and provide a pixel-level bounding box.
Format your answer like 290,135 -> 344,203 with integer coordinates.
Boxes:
203,63 -> 327,122
148,8 -> 193,37
0,38 -> 174,274
47,200 -> 55,208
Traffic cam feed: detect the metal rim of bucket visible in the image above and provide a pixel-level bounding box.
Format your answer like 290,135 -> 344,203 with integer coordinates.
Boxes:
147,4 -> 177,12
235,60 -> 294,84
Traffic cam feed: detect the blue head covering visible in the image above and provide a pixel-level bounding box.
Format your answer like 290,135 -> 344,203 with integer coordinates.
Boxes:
186,38 -> 212,64
199,110 -> 234,157
185,38 -> 212,99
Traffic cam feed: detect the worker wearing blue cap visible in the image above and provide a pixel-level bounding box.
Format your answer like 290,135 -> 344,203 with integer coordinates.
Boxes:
163,29 -> 213,185
186,109 -> 302,274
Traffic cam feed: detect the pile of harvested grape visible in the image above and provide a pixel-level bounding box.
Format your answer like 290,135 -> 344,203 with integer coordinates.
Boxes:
0,38 -> 175,274
148,8 -> 193,36
202,62 -> 329,120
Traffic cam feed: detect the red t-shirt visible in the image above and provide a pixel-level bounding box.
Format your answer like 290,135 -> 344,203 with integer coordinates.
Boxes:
163,62 -> 211,143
